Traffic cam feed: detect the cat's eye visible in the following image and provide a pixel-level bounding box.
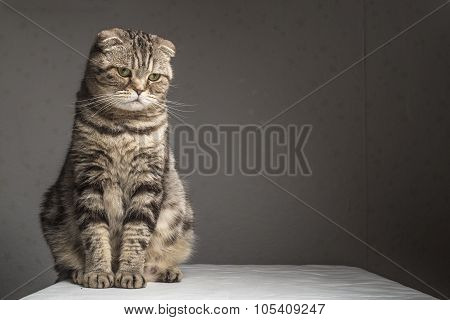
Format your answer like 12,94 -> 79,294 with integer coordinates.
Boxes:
148,73 -> 161,82
117,67 -> 131,77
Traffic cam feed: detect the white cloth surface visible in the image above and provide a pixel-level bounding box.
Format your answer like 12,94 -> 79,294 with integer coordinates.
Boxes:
23,264 -> 432,300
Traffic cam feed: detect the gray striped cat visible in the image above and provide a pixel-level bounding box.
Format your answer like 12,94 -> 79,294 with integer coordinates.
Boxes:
40,28 -> 194,289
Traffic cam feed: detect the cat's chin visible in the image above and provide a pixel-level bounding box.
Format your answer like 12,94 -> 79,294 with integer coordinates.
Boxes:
114,101 -> 149,112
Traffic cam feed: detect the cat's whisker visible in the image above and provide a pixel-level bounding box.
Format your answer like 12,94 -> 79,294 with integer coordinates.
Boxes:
149,95 -> 193,107
74,98 -> 116,109
164,99 -> 194,107
79,95 -> 116,103
77,101 -> 115,113
152,100 -> 194,115
167,102 -> 193,107
74,96 -> 117,116
166,108 -> 188,120
166,105 -> 195,112
168,112 -> 188,124
66,96 -> 113,108
76,94 -> 113,103
91,98 -> 118,117
167,106 -> 195,113
152,101 -> 166,109
77,98 -> 115,106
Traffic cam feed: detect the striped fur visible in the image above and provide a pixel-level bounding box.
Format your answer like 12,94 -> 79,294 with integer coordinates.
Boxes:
40,28 -> 194,289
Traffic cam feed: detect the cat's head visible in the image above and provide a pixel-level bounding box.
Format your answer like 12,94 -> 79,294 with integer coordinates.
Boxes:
83,28 -> 175,112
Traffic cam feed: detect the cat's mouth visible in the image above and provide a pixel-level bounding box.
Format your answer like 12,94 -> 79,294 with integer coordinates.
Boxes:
118,100 -> 147,111
108,93 -> 161,112
115,98 -> 161,112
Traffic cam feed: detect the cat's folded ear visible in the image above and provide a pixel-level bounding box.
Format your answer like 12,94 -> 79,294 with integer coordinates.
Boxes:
96,28 -> 127,52
157,37 -> 176,58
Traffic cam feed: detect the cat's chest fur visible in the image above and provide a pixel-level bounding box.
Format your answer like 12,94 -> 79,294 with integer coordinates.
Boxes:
108,134 -> 157,184
100,130 -> 165,185
83,128 -> 167,224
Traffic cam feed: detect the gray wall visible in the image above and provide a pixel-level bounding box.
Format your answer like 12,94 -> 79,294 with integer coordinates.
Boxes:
365,0 -> 450,299
0,0 -> 448,299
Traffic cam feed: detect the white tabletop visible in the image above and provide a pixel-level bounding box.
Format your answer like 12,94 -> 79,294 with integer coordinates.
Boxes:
23,264 -> 433,300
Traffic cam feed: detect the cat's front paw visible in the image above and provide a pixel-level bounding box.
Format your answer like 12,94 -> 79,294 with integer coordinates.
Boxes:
115,271 -> 146,289
83,271 -> 114,288
71,270 -> 84,285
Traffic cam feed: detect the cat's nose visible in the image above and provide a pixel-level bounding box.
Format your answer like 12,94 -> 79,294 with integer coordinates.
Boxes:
135,89 -> 144,95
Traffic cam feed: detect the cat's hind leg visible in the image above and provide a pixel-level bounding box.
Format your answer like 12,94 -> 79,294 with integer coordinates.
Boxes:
144,265 -> 183,283
143,231 -> 193,283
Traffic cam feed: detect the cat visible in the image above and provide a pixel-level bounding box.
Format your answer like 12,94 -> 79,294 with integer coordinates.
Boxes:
40,28 -> 194,289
